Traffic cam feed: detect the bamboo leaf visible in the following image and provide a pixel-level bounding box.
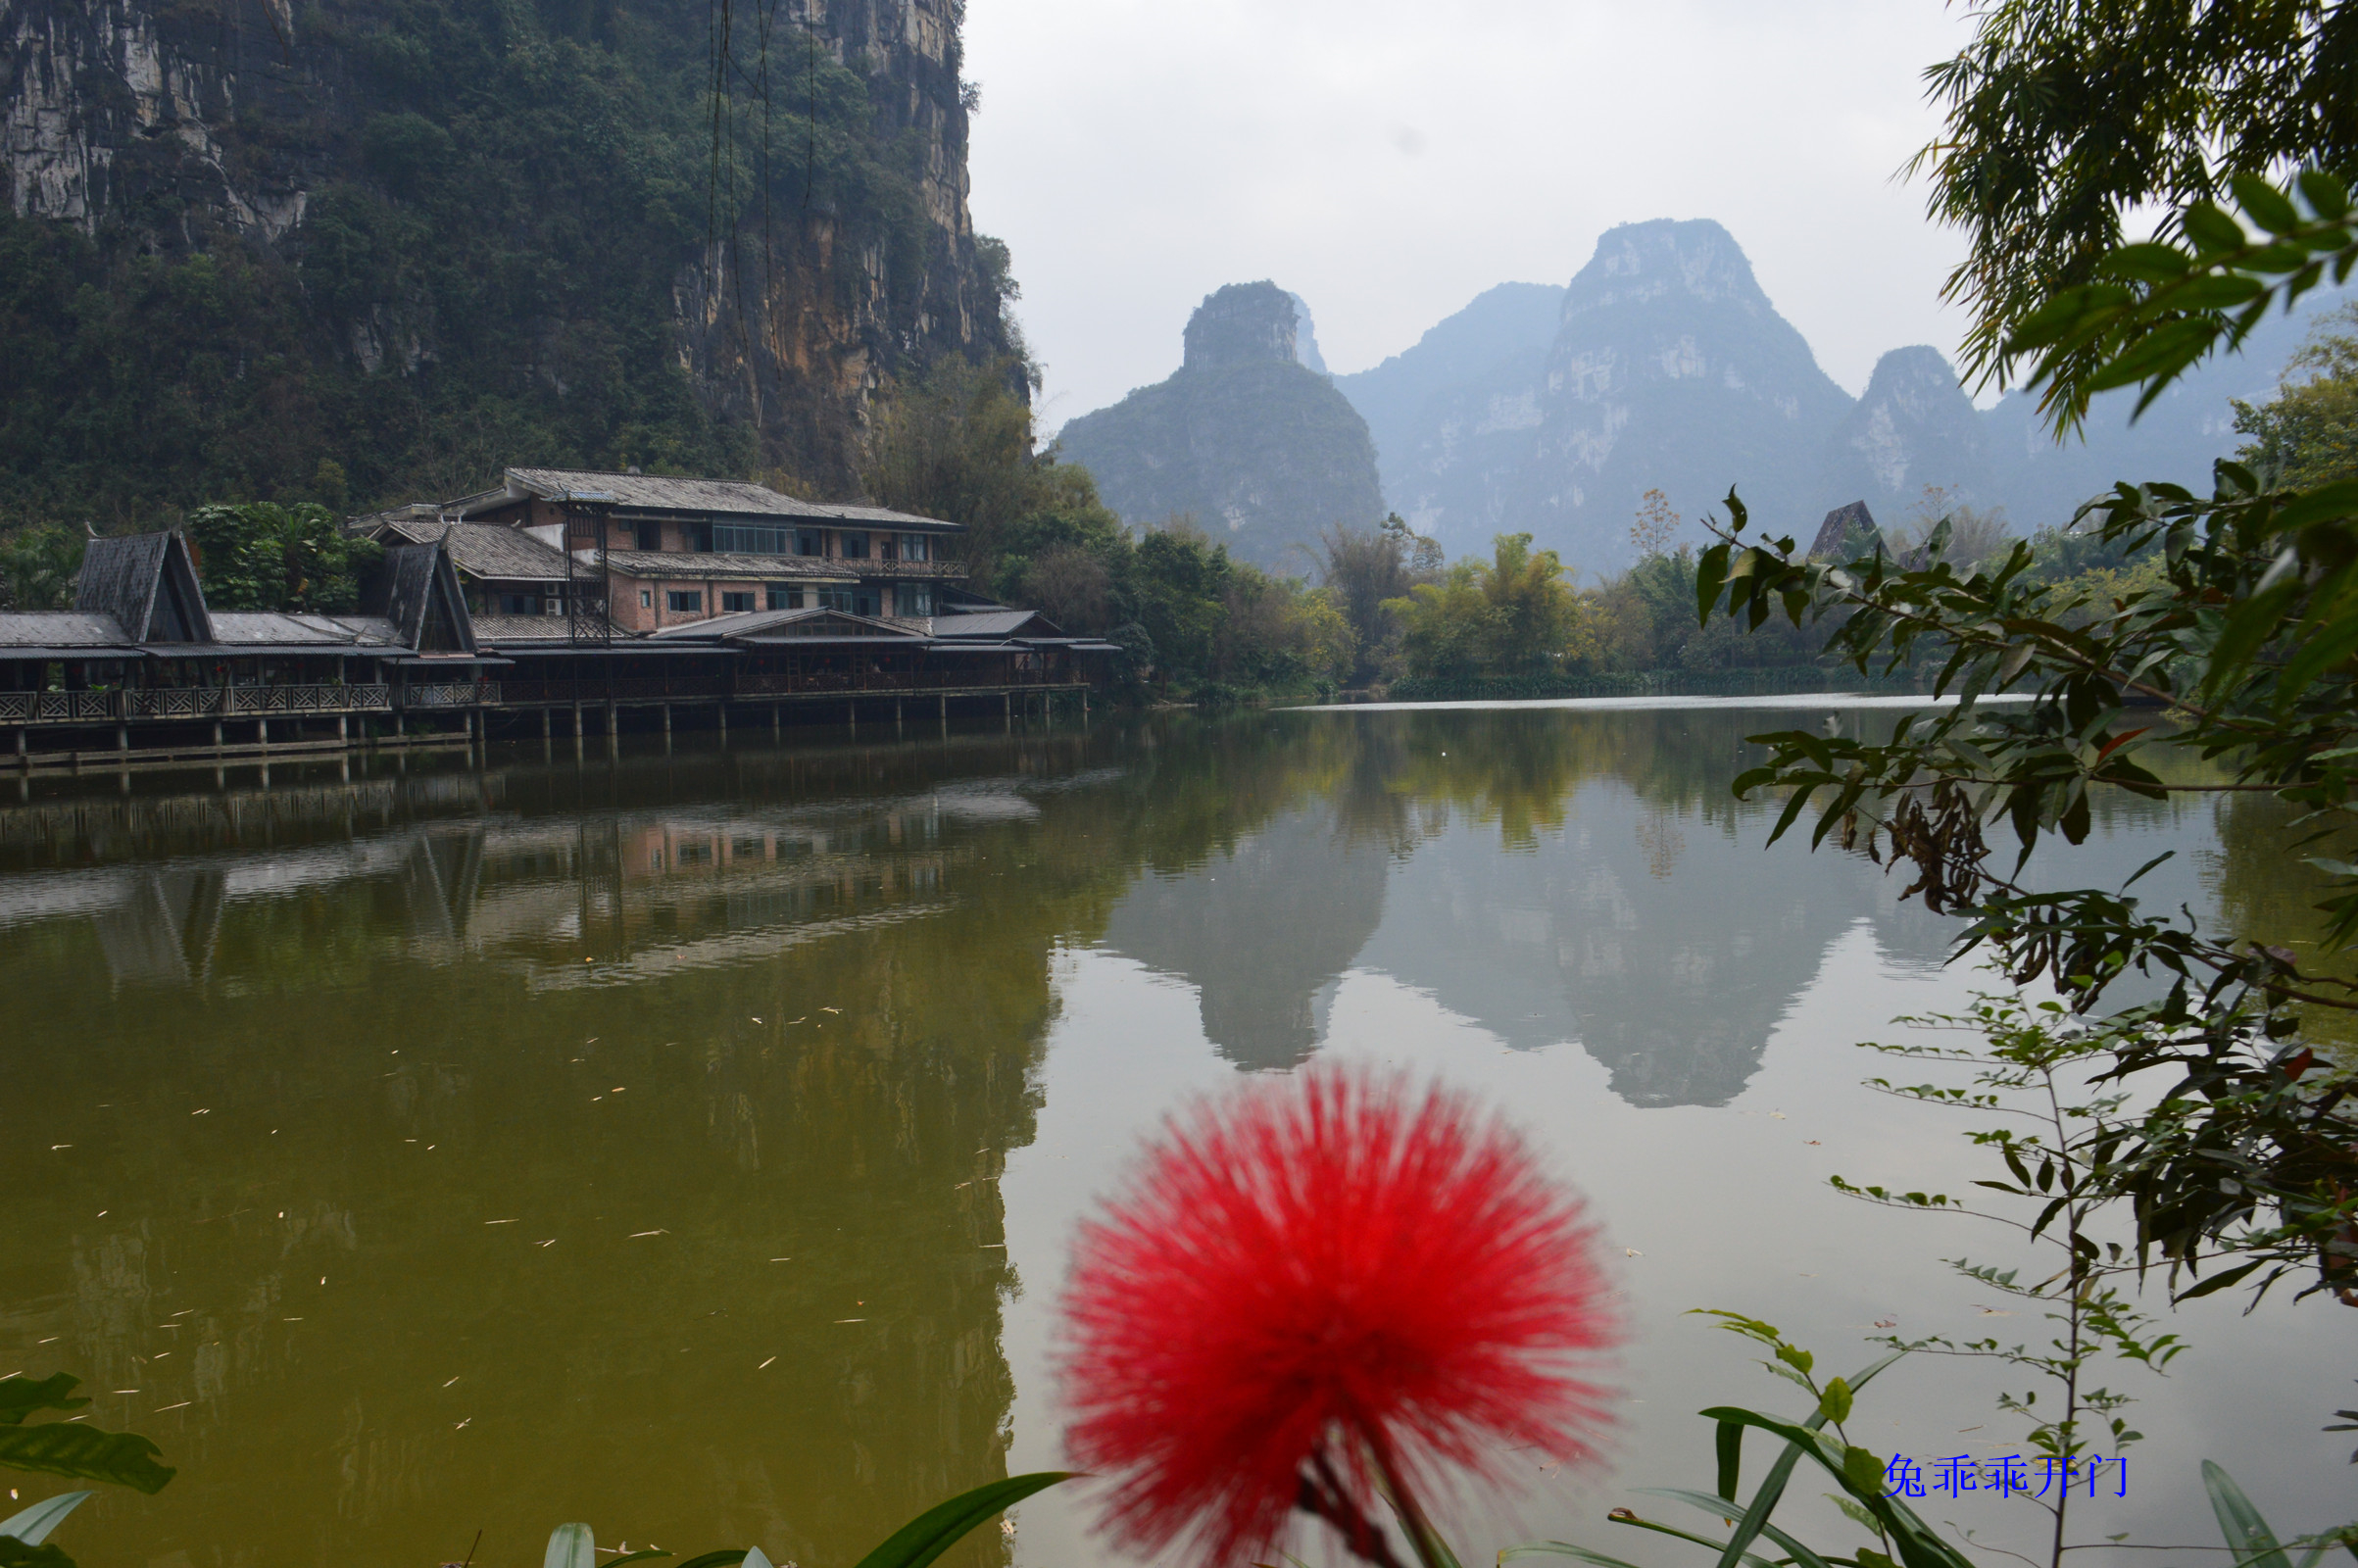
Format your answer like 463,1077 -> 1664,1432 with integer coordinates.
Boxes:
2202,1462 -> 2289,1568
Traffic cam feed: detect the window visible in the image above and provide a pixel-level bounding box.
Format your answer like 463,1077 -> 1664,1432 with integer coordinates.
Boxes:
721,591 -> 757,613
639,589 -> 653,609
713,524 -> 791,555
819,587 -> 857,612
899,532 -> 930,563
666,590 -> 704,613
795,529 -> 824,557
838,530 -> 869,559
636,521 -> 663,552
496,593 -> 542,615
899,585 -> 933,616
766,585 -> 800,611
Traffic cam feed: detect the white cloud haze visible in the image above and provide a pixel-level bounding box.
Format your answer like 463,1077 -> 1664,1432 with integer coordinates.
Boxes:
961,0 -> 1986,434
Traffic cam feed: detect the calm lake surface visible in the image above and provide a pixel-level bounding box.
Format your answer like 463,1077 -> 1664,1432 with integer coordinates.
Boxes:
2,701 -> 2347,1568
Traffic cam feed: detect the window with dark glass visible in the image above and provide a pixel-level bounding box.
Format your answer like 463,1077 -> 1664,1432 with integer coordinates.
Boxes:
839,531 -> 869,559
636,521 -> 663,551
712,524 -> 791,555
666,590 -> 703,613
795,529 -> 824,557
721,590 -> 756,612
900,532 -> 930,562
766,585 -> 800,611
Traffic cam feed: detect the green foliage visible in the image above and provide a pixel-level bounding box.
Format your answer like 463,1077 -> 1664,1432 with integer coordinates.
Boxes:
0,1376 -> 172,1568
1503,1323 -> 1961,1568
185,503 -> 382,613
1695,457 -> 2358,1294
1388,533 -> 1590,681
2235,303 -> 2358,489
0,0 -> 1018,524
1911,0 -> 2358,392
2004,169 -> 2358,432
1317,514 -> 1439,683
1830,994 -> 2195,1511
0,523 -> 85,612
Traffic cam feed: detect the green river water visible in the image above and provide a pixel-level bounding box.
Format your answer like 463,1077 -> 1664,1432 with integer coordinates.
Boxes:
0,701 -> 2346,1568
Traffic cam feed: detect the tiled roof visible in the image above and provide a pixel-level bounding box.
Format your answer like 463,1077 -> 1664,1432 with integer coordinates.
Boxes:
208,612 -> 405,647
475,468 -> 962,531
501,468 -> 831,518
383,519 -> 574,581
600,551 -> 860,582
931,609 -> 1062,639
0,611 -> 132,647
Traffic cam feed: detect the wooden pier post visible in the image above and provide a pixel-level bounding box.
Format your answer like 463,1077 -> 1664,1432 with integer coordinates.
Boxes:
848,700 -> 857,737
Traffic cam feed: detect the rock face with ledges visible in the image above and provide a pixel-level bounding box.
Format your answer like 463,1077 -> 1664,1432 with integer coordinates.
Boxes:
1517,219 -> 1853,570
1814,346 -> 1991,518
1332,281 -> 1567,546
1054,281 -> 1384,569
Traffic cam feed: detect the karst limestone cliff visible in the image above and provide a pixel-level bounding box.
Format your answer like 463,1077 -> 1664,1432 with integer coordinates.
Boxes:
1054,281 -> 1384,570
0,0 -> 1018,514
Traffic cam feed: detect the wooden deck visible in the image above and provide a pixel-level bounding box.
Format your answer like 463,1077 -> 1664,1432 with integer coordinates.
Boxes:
2,679 -> 1093,773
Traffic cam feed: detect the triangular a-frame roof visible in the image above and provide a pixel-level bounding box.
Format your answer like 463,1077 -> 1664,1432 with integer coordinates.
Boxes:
74,532 -> 215,643
376,542 -> 478,654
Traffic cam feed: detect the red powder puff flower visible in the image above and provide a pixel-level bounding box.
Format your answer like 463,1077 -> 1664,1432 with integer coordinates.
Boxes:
1059,1064 -> 1619,1568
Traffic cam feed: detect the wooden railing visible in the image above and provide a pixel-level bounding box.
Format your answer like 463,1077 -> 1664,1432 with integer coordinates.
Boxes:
401,681 -> 498,709
0,685 -> 397,723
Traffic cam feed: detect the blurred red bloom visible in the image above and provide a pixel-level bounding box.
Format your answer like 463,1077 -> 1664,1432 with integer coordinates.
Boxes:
1060,1065 -> 1619,1568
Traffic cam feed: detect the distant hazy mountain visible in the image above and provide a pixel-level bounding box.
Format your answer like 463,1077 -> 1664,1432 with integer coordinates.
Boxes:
1053,281 -> 1384,570
1332,282 -> 1568,535
1515,220 -> 1858,571
1322,226 -> 2344,569
1815,345 -> 1992,520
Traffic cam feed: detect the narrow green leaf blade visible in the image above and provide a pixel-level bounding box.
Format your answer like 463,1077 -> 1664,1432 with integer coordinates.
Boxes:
849,1472 -> 1074,1568
2202,1462 -> 2289,1568
0,1494 -> 90,1547
1715,1419 -> 1743,1502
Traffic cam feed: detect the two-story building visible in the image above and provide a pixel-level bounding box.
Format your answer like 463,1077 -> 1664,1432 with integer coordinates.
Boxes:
427,467 -> 967,634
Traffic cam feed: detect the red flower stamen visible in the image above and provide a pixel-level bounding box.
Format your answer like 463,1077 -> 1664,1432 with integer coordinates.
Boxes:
1060,1064 -> 1620,1568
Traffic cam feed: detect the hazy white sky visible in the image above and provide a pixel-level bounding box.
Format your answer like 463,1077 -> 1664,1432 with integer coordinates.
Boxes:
960,0 -> 1986,435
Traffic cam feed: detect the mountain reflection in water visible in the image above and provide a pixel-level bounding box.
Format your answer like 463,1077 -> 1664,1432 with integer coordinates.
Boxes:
0,705 -> 2230,1568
